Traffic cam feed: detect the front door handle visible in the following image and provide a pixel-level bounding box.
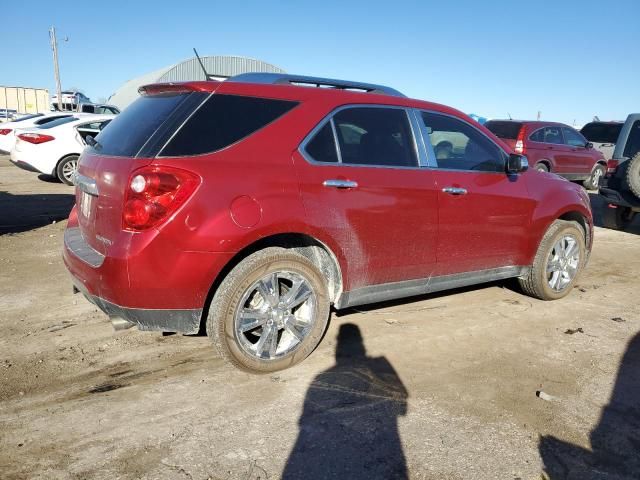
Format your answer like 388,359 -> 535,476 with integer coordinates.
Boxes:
442,187 -> 468,195
323,179 -> 358,189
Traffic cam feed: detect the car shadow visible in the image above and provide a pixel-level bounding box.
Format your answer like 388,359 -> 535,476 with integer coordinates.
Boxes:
589,192 -> 640,235
539,331 -> 640,479
37,173 -> 62,184
0,191 -> 75,235
282,323 -> 408,480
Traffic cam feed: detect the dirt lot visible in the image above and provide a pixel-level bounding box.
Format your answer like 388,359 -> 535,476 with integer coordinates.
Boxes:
1,154 -> 639,480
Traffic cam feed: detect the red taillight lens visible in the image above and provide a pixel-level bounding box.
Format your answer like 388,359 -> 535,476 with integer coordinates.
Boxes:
0,128 -> 12,135
514,126 -> 526,155
17,133 -> 55,144
123,166 -> 200,231
606,159 -> 619,174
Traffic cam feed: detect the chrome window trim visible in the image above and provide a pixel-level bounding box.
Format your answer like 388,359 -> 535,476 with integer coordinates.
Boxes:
298,104 -> 423,170
416,109 -> 510,174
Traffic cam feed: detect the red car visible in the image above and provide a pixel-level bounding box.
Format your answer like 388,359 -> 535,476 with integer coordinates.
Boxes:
64,74 -> 593,372
485,120 -> 607,190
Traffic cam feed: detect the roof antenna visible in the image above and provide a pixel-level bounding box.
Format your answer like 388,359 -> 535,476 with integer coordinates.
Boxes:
193,48 -> 211,80
507,112 -> 512,120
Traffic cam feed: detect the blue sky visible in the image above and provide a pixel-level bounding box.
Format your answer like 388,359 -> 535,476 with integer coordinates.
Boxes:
2,0 -> 638,125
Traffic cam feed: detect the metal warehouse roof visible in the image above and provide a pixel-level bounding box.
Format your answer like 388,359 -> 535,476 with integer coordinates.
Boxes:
108,55 -> 285,109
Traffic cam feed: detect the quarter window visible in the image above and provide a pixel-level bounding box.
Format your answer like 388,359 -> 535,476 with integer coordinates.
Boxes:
421,112 -> 505,172
305,122 -> 338,163
562,128 -> 587,147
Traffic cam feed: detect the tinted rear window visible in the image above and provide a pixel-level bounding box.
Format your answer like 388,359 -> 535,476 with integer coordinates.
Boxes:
160,94 -> 298,157
12,114 -> 43,122
580,122 -> 622,144
37,117 -> 77,129
485,121 -> 523,139
91,93 -> 193,157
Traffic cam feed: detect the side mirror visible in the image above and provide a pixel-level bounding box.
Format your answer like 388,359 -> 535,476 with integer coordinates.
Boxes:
507,154 -> 529,174
585,142 -> 593,149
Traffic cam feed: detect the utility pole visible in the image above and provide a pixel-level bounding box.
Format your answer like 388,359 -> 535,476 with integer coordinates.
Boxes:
49,26 -> 63,111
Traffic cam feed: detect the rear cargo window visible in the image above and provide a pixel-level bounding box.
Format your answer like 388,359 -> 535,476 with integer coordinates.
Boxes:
160,94 -> 298,157
91,93 -> 193,157
485,121 -> 523,139
580,122 -> 622,144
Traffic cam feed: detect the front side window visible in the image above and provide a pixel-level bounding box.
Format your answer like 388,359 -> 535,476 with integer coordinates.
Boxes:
563,128 -> 587,147
529,126 -> 563,145
421,112 -> 505,172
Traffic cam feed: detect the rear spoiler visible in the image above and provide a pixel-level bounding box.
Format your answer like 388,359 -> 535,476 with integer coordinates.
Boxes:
138,82 -> 218,96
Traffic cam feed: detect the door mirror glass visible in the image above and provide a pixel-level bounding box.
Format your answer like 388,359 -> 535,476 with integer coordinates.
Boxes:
507,154 -> 529,174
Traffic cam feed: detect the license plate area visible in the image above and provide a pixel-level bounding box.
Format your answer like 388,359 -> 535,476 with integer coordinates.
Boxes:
80,191 -> 94,219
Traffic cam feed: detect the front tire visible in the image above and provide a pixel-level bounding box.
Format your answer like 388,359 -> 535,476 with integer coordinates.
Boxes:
206,247 -> 331,373
519,220 -> 586,300
582,164 -> 605,190
602,205 -> 635,230
56,155 -> 79,186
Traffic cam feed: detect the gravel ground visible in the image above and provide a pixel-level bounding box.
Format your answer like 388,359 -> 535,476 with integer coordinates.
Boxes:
1,155 -> 639,480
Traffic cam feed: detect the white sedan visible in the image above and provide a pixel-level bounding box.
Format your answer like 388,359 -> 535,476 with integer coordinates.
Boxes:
10,114 -> 114,185
0,113 -> 76,153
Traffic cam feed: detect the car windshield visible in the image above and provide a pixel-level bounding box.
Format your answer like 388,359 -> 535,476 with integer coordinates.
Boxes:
36,116 -> 78,129
485,121 -> 523,139
580,123 -> 622,144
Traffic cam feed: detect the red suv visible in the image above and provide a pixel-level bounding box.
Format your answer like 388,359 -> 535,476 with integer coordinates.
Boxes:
485,120 -> 606,190
63,74 -> 593,372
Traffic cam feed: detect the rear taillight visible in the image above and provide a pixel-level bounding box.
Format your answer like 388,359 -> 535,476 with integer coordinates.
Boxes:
123,166 -> 200,231
514,126 -> 526,154
17,133 -> 55,144
0,128 -> 11,135
606,159 -> 619,175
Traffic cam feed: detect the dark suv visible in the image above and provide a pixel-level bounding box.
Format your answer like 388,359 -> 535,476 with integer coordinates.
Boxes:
63,74 -> 593,372
486,120 -> 606,190
595,114 -> 640,230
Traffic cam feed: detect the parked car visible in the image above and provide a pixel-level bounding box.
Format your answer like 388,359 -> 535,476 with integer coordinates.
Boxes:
0,113 -> 74,154
9,114 -> 114,185
51,90 -> 91,111
0,108 -> 18,122
63,74 -> 593,373
485,120 -> 606,190
598,113 -> 640,230
580,121 -> 624,161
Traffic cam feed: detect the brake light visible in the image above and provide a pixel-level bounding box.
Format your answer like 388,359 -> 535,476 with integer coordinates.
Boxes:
17,133 -> 55,144
123,166 -> 200,231
514,126 -> 526,154
606,159 -> 619,174
0,128 -> 11,135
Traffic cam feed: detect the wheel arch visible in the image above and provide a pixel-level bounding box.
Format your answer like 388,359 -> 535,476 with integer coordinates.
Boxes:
199,232 -> 343,333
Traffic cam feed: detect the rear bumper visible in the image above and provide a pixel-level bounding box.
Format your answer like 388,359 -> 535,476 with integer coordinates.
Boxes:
9,156 -> 43,173
599,177 -> 640,209
63,222 -> 235,334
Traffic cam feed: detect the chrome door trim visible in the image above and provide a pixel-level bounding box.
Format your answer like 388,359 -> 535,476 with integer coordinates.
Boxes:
323,179 -> 358,189
442,187 -> 468,195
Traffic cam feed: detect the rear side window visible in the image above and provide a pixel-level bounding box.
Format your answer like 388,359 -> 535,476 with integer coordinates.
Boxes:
485,121 -> 523,139
529,126 -> 563,145
623,120 -> 640,158
92,93 -> 194,157
160,95 -> 298,157
580,122 -> 622,144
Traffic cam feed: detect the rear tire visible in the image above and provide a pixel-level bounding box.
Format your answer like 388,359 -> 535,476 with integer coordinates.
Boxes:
535,163 -> 549,173
56,155 -> 79,186
602,205 -> 635,230
623,152 -> 640,198
519,220 -> 586,300
206,247 -> 331,373
582,164 -> 605,190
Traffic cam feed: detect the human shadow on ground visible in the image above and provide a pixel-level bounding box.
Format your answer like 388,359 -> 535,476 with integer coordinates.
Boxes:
0,191 -> 74,235
282,323 -> 408,480
540,331 -> 640,479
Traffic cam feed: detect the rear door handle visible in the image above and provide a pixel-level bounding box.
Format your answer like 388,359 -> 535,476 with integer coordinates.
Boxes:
442,187 -> 468,195
323,179 -> 358,189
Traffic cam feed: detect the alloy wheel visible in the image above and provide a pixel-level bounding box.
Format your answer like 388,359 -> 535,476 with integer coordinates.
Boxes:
546,234 -> 580,292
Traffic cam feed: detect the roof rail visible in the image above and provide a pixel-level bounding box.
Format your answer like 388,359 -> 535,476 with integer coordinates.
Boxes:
226,72 -> 405,97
